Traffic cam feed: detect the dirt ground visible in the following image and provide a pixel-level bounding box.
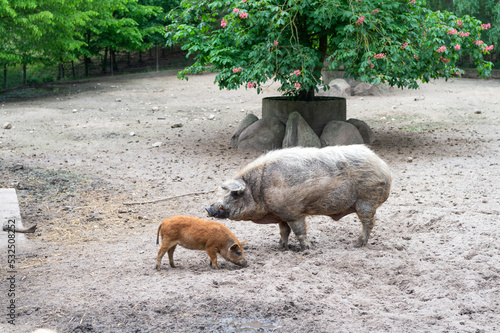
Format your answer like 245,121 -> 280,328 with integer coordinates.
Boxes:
1,70 -> 499,333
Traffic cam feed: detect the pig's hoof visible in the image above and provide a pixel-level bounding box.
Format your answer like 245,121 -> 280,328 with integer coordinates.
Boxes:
279,240 -> 289,250
355,238 -> 367,248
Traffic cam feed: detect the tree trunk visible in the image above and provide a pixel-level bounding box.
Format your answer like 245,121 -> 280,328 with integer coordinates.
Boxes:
139,51 -> 143,63
296,87 -> 315,101
84,55 -> 91,77
102,47 -> 108,74
110,49 -> 113,76
3,65 -> 7,90
58,61 -> 64,80
72,60 -> 76,78
156,45 -> 159,72
23,64 -> 27,85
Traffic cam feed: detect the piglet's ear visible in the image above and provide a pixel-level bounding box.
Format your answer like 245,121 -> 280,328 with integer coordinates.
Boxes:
229,243 -> 240,252
222,179 -> 246,196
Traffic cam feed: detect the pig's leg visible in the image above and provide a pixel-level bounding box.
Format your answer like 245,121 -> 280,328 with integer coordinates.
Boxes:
287,218 -> 311,250
206,249 -> 219,269
278,221 -> 291,249
156,245 -> 168,270
355,202 -> 376,247
167,245 -> 177,268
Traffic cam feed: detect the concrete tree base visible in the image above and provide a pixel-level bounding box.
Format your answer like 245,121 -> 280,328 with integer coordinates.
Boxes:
262,96 -> 346,136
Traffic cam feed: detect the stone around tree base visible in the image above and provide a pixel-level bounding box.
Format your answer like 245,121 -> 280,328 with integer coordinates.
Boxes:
237,118 -> 285,151
230,113 -> 259,148
282,112 -> 321,148
347,118 -> 377,145
320,120 -> 364,146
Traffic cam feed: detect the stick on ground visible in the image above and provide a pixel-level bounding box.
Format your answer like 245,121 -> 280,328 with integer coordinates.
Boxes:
123,190 -> 215,206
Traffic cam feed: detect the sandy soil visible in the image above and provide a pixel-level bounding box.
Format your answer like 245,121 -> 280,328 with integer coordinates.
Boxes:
1,70 -> 499,333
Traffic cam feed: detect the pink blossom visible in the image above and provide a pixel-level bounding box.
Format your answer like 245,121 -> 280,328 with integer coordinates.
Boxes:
436,46 -> 446,53
239,12 -> 248,19
291,69 -> 301,76
447,29 -> 457,35
481,23 -> 491,30
233,67 -> 242,73
401,42 -> 408,49
165,26 -> 168,30
454,44 -> 461,50
413,54 -> 419,60
221,19 -> 228,28
439,57 -> 450,63
242,0 -> 247,2
374,53 -> 386,59
356,16 -> 365,25
457,19 -> 463,27
485,45 -> 494,52
474,40 -> 484,46
456,71 -> 462,76
458,31 -> 470,37
409,0 -> 416,4
371,9 -> 379,14
273,40 -> 279,46
294,82 -> 301,89
233,8 -> 239,13
247,82 -> 255,88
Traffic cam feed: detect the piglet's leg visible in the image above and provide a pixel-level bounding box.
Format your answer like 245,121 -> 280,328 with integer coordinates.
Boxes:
156,246 -> 168,270
206,248 -> 219,269
167,245 -> 177,268
278,221 -> 291,250
287,218 -> 311,250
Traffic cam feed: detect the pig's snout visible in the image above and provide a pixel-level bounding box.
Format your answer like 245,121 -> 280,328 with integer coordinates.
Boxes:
235,257 -> 248,267
205,204 -> 229,219
205,206 -> 216,217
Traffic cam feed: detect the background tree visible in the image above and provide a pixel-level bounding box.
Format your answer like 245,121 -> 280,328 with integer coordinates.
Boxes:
425,0 -> 499,63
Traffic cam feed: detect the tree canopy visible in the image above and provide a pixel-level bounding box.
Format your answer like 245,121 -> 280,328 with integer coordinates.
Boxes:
167,0 -> 495,100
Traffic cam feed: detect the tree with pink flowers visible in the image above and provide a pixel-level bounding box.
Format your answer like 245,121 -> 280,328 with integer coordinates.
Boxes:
166,0 -> 494,101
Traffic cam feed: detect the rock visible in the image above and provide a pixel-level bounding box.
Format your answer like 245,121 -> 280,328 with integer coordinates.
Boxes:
283,112 -> 321,148
151,142 -> 163,147
208,114 -> 216,120
152,106 -> 159,111
320,121 -> 364,146
353,83 -> 380,96
230,113 -> 259,148
2,122 -> 12,129
115,98 -> 122,102
171,123 -> 183,128
129,132 -> 136,136
318,79 -> 351,98
238,118 -> 285,151
347,118 -> 377,145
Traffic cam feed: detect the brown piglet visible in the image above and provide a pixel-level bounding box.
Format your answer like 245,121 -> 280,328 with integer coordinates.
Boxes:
156,216 -> 247,271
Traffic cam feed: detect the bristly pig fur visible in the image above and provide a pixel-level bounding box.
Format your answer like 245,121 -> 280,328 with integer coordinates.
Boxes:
206,145 -> 392,250
156,216 -> 247,270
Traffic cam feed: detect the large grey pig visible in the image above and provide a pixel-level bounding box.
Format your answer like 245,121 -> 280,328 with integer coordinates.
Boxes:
206,145 -> 391,250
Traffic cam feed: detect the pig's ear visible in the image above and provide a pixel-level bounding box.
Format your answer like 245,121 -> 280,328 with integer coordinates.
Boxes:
222,179 -> 246,196
229,243 -> 241,252
239,240 -> 248,247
